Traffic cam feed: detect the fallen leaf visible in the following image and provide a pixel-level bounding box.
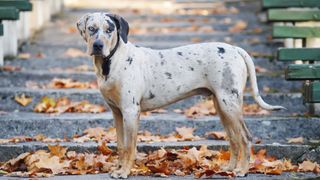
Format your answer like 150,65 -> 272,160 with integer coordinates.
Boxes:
298,160 -> 317,172
287,137 -> 304,144
14,94 -> 32,106
228,20 -> 247,33
18,53 -> 31,59
205,131 -> 227,140
63,48 -> 87,58
0,65 -> 21,72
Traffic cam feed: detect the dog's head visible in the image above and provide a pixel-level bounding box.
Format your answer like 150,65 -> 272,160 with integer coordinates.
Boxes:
76,13 -> 129,57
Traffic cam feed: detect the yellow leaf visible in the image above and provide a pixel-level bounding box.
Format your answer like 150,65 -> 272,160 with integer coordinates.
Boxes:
14,94 -> 32,106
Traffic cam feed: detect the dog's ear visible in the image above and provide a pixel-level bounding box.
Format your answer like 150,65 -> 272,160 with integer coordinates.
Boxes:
76,13 -> 90,41
107,14 -> 129,43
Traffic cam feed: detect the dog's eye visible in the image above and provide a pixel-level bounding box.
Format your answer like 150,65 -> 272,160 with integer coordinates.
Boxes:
106,28 -> 112,33
88,26 -> 95,32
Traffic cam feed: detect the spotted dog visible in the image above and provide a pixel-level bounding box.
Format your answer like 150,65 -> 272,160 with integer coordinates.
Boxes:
77,13 -> 285,178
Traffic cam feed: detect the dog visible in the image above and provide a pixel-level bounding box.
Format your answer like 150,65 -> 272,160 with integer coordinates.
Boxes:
77,12 -> 285,178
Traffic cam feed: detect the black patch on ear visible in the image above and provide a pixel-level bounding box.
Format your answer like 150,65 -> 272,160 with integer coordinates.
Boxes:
218,47 -> 225,54
106,14 -> 129,43
106,20 -> 115,32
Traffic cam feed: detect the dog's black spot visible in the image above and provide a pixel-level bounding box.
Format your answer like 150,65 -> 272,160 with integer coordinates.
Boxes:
132,97 -> 135,104
128,90 -> 131,93
189,67 -> 194,71
222,99 -> 227,105
124,67 -> 127,70
126,57 -> 133,65
159,52 -> 164,58
218,47 -> 225,54
135,45 -> 140,48
161,61 -> 165,65
204,73 -> 208,77
231,88 -> 239,98
165,72 -> 172,79
152,84 -> 155,88
177,52 -> 183,56
197,60 -> 202,65
177,86 -> 181,91
149,91 -> 155,99
136,102 -> 140,106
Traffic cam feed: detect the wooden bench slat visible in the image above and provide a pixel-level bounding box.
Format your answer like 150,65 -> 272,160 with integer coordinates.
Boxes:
262,0 -> 320,9
286,64 -> 320,80
0,7 -> 19,20
0,0 -> 32,11
268,9 -> 320,21
0,23 -> 3,36
278,48 -> 320,61
304,82 -> 320,103
273,25 -> 320,38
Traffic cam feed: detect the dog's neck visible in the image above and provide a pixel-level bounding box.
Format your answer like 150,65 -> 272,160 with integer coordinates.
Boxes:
93,40 -> 130,81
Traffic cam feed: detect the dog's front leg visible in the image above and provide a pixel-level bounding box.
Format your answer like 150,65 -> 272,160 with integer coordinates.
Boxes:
108,104 -> 125,169
110,106 -> 140,179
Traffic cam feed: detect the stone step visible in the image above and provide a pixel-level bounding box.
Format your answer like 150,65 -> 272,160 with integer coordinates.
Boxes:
0,140 -> 319,163
30,31 -> 272,48
0,70 -> 302,93
0,88 -> 306,113
1,112 -> 319,142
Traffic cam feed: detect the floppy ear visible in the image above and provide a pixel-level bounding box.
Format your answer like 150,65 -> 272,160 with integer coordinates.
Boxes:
76,13 -> 90,41
107,14 -> 129,43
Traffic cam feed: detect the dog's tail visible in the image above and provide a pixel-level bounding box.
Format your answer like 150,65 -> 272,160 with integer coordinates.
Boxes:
236,47 -> 286,111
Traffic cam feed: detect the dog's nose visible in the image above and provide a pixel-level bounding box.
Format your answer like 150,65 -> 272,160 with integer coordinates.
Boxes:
93,40 -> 104,51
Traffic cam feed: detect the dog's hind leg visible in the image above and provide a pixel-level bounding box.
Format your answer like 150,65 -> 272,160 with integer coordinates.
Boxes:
213,91 -> 251,176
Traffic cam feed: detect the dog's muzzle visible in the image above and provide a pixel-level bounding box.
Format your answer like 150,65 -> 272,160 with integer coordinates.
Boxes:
92,40 -> 104,55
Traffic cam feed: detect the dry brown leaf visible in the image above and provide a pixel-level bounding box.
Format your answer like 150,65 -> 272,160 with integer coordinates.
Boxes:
48,144 -> 68,158
287,137 -> 304,144
18,53 -> 31,59
97,141 -> 113,156
176,127 -> 198,141
0,65 -> 21,72
205,131 -> 227,140
228,20 -> 247,33
34,97 -> 106,114
14,94 -> 32,107
47,78 -> 97,89
298,160 -> 317,172
63,48 -> 87,58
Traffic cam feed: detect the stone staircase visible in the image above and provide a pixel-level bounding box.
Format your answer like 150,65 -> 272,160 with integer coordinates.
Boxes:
0,0 -> 319,178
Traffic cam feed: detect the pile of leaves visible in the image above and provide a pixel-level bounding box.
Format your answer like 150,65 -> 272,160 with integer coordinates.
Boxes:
1,144 -> 319,178
177,99 -> 269,118
0,127 -> 206,144
47,78 -> 97,89
34,97 -> 106,114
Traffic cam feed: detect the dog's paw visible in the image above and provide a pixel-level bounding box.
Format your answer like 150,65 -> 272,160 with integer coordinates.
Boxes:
233,168 -> 248,177
110,168 -> 130,179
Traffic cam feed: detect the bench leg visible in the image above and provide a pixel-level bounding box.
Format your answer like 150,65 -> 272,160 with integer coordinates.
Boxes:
17,12 -> 31,41
3,21 -> 18,57
0,36 -> 3,66
297,22 -> 320,115
29,0 -> 45,33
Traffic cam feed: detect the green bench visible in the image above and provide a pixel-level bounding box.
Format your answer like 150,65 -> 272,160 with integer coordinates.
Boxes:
263,0 -> 320,113
0,0 -> 32,12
